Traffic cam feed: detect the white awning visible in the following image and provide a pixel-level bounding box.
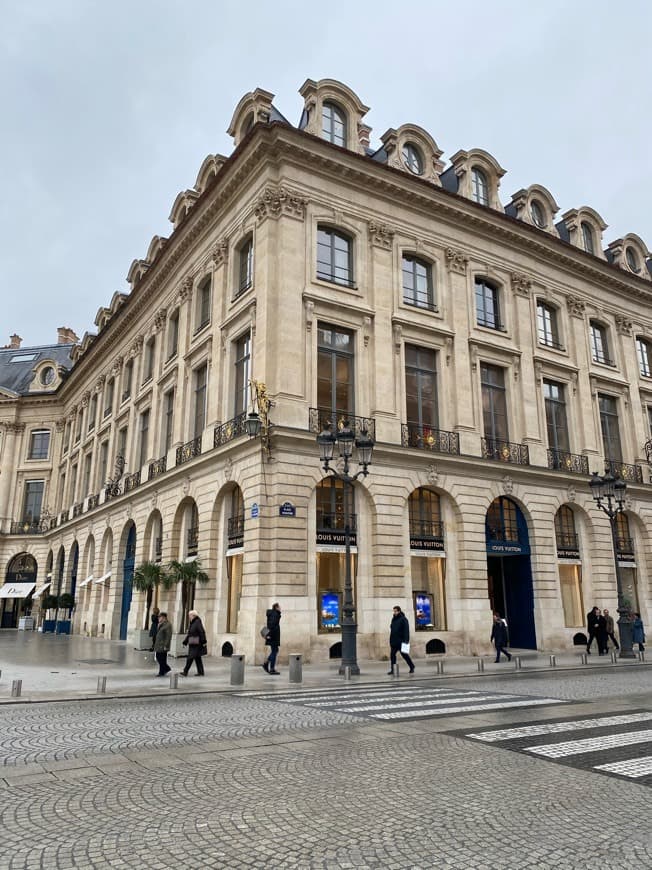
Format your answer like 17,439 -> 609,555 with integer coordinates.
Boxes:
79,575 -> 94,587
33,582 -> 51,597
0,582 -> 36,599
94,571 -> 111,584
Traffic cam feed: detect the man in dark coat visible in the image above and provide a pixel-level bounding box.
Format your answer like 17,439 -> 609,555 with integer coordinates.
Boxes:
388,605 -> 415,674
491,613 -> 512,663
596,609 -> 609,655
153,612 -> 172,676
180,610 -> 207,676
262,602 -> 281,675
586,606 -> 601,654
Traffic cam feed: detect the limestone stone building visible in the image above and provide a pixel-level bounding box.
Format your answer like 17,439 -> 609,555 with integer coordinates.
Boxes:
1,78 -> 651,661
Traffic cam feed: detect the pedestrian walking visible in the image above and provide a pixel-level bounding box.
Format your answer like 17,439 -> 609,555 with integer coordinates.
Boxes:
586,606 -> 601,654
603,608 -> 619,651
596,609 -> 608,655
180,610 -> 207,676
387,605 -> 415,674
262,602 -> 281,675
153,611 -> 172,676
632,613 -> 646,652
491,613 -> 512,662
149,606 -> 160,651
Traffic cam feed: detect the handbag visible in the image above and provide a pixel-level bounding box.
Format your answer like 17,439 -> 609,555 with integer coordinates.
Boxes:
188,636 -> 200,645
401,642 -> 410,654
260,626 -> 270,639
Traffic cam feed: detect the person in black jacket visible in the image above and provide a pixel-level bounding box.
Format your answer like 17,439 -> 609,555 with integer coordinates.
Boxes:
180,610 -> 207,676
388,606 -> 415,674
262,602 -> 281,675
586,606 -> 601,654
491,613 -> 512,662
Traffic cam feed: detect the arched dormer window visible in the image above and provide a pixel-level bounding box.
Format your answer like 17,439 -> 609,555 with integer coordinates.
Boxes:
299,79 -> 370,155
441,149 -> 505,210
506,184 -> 559,235
379,124 -> 444,185
322,101 -> 347,147
402,142 -> 423,175
557,207 -> 607,257
581,221 -> 595,255
605,234 -> 651,280
316,226 -> 354,287
471,167 -> 489,205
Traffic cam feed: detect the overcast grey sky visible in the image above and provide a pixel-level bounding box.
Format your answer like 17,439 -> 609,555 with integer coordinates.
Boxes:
1,0 -> 651,347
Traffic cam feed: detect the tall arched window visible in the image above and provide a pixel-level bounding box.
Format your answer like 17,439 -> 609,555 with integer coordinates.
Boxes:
316,478 -> 356,632
322,101 -> 347,147
408,488 -> 446,630
471,167 -> 489,205
554,506 -> 583,627
581,221 -> 595,255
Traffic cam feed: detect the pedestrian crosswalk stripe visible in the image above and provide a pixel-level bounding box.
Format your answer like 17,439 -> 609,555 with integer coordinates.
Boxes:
375,698 -> 563,720
467,712 -> 652,742
524,729 -> 652,758
595,756 -> 652,778
307,690 -> 509,710
331,693 -> 519,713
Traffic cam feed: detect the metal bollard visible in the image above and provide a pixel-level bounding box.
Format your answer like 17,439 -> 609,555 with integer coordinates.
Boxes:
230,654 -> 245,686
289,654 -> 302,684
580,653 -> 588,665
344,665 -> 351,681
514,656 -> 522,670
638,650 -> 646,662
435,660 -> 444,675
96,676 -> 107,694
169,673 -> 179,689
610,651 -> 618,664
549,655 -> 556,668
394,662 -> 399,677
477,659 -> 485,672
11,679 -> 22,697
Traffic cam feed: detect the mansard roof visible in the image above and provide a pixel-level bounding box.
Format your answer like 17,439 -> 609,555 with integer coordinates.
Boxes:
0,343 -> 74,396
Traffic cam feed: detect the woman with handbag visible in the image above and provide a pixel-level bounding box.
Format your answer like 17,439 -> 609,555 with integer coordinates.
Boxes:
180,610 -> 207,676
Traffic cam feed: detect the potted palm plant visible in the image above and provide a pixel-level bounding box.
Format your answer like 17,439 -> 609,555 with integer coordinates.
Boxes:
41,594 -> 58,633
164,558 -> 209,657
56,592 -> 75,634
131,560 -> 168,649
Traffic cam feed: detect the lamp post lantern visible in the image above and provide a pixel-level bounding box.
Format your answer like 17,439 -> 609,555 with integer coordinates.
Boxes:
317,421 -> 375,676
589,471 -> 636,658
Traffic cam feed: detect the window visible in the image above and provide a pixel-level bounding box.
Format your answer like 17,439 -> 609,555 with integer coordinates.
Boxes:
234,333 -> 251,416
598,394 -> 622,461
475,278 -> 501,329
143,337 -> 155,383
163,389 -> 175,452
408,488 -> 442,540
544,380 -> 570,455
104,378 -> 114,418
63,421 -> 71,453
322,101 -> 346,146
317,324 -> 354,419
139,409 -> 150,468
83,453 -> 92,496
590,321 -> 613,366
637,337 -> 652,377
28,429 -> 50,460
626,246 -> 641,274
88,394 -> 97,432
57,473 -> 66,513
70,464 -> 78,503
316,477 -> 357,631
122,359 -> 133,401
581,221 -> 595,255
555,505 -> 578,551
471,167 -> 489,206
193,365 -> 207,438
40,366 -> 56,386
22,480 -> 44,523
167,310 -> 179,359
402,143 -> 423,175
317,227 -> 354,287
237,236 -> 254,296
530,199 -> 546,228
74,410 -> 83,443
99,441 -> 109,487
411,558 -> 446,630
537,301 -> 562,349
195,277 -> 211,333
117,427 -> 128,465
481,363 -> 508,442
402,255 -> 435,310
405,345 -> 438,429
559,564 -> 584,628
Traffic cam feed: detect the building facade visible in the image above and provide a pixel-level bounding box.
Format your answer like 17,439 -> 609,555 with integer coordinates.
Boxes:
1,78 -> 651,661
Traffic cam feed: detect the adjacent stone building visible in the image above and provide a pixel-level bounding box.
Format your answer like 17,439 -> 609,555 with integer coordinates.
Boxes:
1,78 -> 651,661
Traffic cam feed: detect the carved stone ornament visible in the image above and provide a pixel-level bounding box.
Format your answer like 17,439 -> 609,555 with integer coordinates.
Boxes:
154,307 -> 168,332
125,503 -> 132,520
624,494 -> 633,511
55,418 -> 65,432
3,421 -> 25,434
254,186 -> 307,223
513,356 -> 520,381
566,295 -> 586,318
224,456 -> 233,482
305,300 -> 314,332
510,272 -> 532,297
393,323 -> 402,355
129,336 -> 144,357
111,356 -> 124,376
363,316 -> 372,347
250,301 -> 257,337
445,337 -> 453,367
615,314 -> 633,336
211,238 -> 229,268
445,248 -> 468,275
182,476 -> 191,497
534,362 -> 543,382
95,375 -> 106,393
80,391 -> 90,408
427,464 -> 439,486
502,475 -> 514,495
368,221 -> 394,250
177,275 -> 194,304
150,491 -> 158,510
567,485 -> 576,502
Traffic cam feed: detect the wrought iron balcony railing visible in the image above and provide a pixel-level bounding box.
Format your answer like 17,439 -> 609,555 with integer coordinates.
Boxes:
214,412 -> 247,447
605,460 -> 643,484
104,482 -> 121,500
154,537 -> 162,562
72,503 -> 83,518
176,436 -> 202,466
8,520 -> 45,535
308,408 -> 376,441
616,537 -> 635,556
481,437 -> 530,465
401,423 -> 460,454
556,533 -> 579,551
87,494 -> 99,511
187,525 -> 199,557
592,352 -> 616,367
317,511 -> 357,533
547,449 -> 589,475
316,270 -> 356,289
409,520 -> 444,540
148,455 -> 167,480
123,471 -> 141,493
60,509 -> 70,522
227,513 -> 245,548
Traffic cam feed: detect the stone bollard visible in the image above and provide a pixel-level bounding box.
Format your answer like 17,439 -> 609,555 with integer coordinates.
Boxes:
11,679 -> 22,698
638,650 -> 646,662
435,660 -> 444,675
169,673 -> 179,689
580,653 -> 588,665
514,656 -> 522,670
610,651 -> 618,664
549,655 -> 556,668
289,654 -> 302,684
344,665 -> 352,681
96,676 -> 107,694
477,659 -> 485,673
230,654 -> 245,686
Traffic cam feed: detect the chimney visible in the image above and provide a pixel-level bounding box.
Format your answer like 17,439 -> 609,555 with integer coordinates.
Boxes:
57,327 -> 79,345
9,334 -> 22,349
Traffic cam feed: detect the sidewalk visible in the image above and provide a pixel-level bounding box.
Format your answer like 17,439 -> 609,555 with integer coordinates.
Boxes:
0,629 -> 647,704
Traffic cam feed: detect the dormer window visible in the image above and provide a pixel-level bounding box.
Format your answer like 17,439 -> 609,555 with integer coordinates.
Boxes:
471,167 -> 489,206
40,366 -> 56,386
402,143 -> 423,175
581,221 -> 595,255
530,199 -> 546,228
322,102 -> 346,147
626,246 -> 641,274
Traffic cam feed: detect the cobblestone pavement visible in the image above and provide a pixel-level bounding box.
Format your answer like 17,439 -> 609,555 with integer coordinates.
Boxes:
1,670 -> 651,869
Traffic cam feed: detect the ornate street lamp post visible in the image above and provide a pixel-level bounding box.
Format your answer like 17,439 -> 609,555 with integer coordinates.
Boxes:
589,471 -> 636,658
317,421 -> 375,676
